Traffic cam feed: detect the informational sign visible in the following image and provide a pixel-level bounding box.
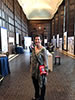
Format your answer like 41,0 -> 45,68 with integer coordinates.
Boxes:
9,37 -> 14,45
44,39 -> 47,43
64,32 -> 67,50
1,27 -> 8,53
68,37 -> 74,54
59,38 -> 62,50
16,32 -> 19,45
24,37 -> 31,47
53,35 -> 56,48
57,34 -> 59,47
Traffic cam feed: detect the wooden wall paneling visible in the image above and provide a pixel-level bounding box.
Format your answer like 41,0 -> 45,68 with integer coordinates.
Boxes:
2,0 -> 6,4
54,7 -> 63,38
3,3 -> 7,14
50,0 -> 74,51
1,0 -> 28,53
66,0 -> 69,50
8,31 -> 15,54
28,20 -> 50,41
8,30 -> 15,54
14,1 -> 21,20
6,0 -> 8,7
68,4 -> 74,36
57,2 -> 64,49
14,0 -> 22,33
16,3 -> 21,19
14,0 -> 19,18
54,15 -> 56,36
65,0 -> 68,6
60,15 -> 64,37
19,7 -> 22,26
0,0 -> 2,9
6,0 -> 11,11
55,13 -> 59,35
66,0 -> 69,37
5,5 -> 8,17
47,22 -> 51,42
60,4 -> 64,37
2,1 -> 4,10
7,0 -> 14,12
69,11 -> 74,36
70,4 -> 74,11
65,4 -> 67,32
65,2 -> 74,36
52,19 -> 55,36
8,43 -> 13,54
22,11 -> 28,35
49,21 -> 52,41
58,6 -> 61,37
22,12 -> 26,24
13,0 -> 17,45
54,17 -> 55,36
69,0 -> 74,4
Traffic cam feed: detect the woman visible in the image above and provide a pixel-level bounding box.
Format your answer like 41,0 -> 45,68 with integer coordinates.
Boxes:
30,34 -> 48,100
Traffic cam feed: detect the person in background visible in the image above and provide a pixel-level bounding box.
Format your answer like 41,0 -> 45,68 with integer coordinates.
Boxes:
30,34 -> 48,100
22,39 -> 24,48
29,41 -> 35,53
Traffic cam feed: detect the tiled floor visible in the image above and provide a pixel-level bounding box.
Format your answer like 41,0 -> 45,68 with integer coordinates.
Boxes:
0,51 -> 75,100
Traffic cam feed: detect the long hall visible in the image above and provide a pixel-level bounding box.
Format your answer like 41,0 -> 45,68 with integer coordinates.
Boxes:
0,0 -> 75,100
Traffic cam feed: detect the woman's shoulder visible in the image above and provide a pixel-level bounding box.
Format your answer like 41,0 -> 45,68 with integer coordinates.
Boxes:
41,46 -> 47,53
42,46 -> 47,50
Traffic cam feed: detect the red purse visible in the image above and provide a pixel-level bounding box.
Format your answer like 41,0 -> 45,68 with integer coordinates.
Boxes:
39,65 -> 47,75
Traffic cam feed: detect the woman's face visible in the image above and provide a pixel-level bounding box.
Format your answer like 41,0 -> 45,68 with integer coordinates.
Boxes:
35,36 -> 42,46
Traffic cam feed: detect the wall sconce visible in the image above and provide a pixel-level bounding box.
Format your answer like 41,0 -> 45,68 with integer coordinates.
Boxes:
39,26 -> 41,30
